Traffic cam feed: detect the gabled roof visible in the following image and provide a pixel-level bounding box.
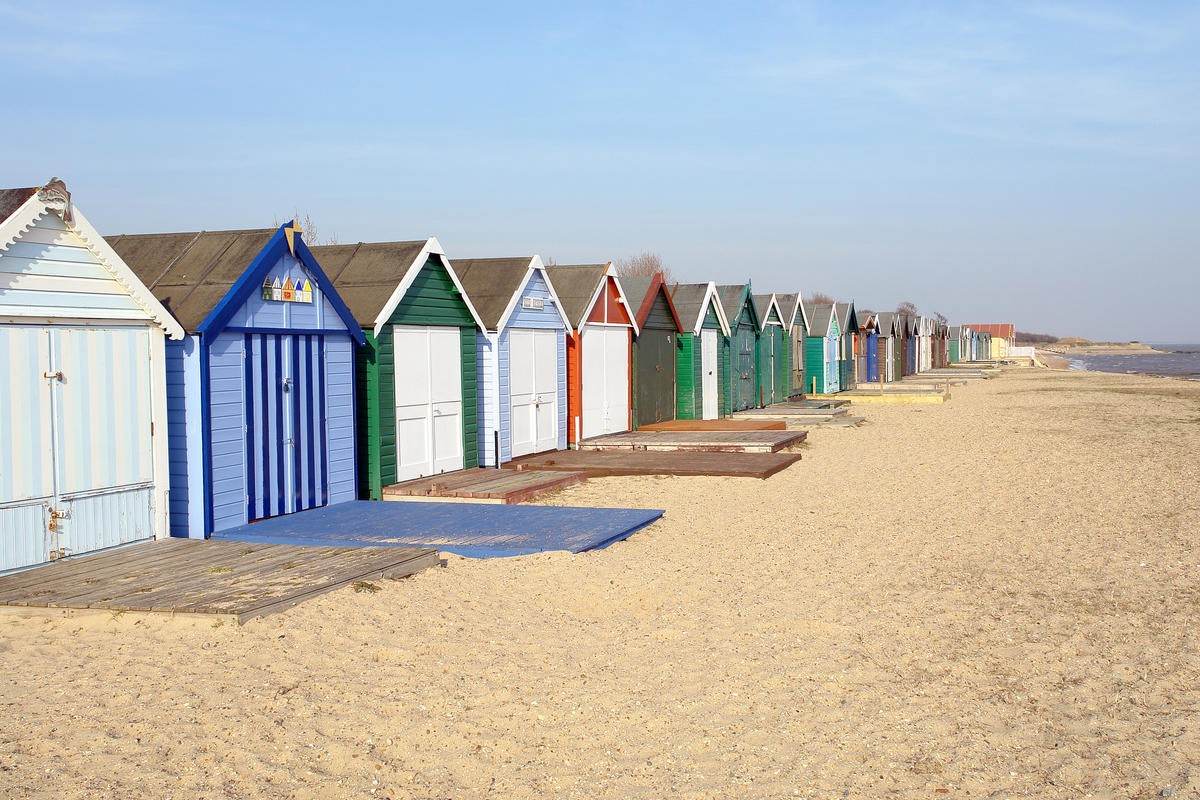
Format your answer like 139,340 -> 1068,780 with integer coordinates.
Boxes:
835,301 -> 859,333
0,178 -> 183,338
110,223 -> 363,342
875,311 -> 897,337
805,302 -> 838,336
774,292 -> 810,333
669,282 -> 731,336
452,255 -> 570,332
752,293 -> 785,330
312,237 -> 484,336
949,325 -> 961,337
715,284 -> 759,329
544,263 -> 639,334
622,273 -> 684,332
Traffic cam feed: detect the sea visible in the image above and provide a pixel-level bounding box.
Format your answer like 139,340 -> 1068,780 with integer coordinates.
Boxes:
1066,344 -> 1200,380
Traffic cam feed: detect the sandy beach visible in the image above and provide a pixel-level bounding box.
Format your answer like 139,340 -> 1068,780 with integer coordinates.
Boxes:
2,366 -> 1198,799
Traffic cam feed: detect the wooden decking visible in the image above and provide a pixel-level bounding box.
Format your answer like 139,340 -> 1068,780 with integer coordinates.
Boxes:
638,418 -> 786,431
505,449 -> 801,479
578,430 -> 807,453
0,538 -> 439,624
382,468 -> 587,504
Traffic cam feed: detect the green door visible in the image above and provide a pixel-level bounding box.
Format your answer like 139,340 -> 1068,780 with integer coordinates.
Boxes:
733,322 -> 756,410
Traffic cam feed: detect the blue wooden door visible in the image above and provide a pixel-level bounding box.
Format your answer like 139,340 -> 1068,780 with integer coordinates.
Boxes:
243,333 -> 328,522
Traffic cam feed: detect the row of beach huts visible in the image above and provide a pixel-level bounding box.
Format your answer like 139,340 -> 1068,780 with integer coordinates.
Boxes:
0,179 -> 1012,573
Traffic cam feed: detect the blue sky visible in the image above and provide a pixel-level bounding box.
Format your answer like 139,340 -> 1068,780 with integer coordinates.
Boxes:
4,1 -> 1197,340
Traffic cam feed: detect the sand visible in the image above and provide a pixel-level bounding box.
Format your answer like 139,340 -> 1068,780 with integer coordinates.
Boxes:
2,367 -> 1198,799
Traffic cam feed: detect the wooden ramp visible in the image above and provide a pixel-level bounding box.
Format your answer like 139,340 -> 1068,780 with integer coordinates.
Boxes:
506,449 -> 801,479
215,501 -> 664,559
0,539 -> 439,624
638,418 -> 786,431
736,406 -> 849,417
579,430 -> 806,453
383,468 -> 586,504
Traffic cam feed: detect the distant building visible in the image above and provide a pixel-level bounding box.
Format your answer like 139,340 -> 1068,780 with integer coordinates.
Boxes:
964,322 -> 1016,359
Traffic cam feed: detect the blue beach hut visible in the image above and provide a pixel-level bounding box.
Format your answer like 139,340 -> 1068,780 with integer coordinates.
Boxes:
108,223 -> 365,538
452,256 -> 571,466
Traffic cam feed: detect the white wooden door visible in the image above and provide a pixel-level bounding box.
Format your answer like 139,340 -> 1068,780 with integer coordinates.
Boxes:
0,327 -> 55,572
0,326 -> 154,573
532,329 -> 558,452
581,325 -> 629,438
509,329 -> 558,458
394,325 -> 464,482
701,328 -> 718,419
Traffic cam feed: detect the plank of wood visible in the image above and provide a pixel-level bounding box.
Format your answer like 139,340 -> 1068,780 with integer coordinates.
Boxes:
506,450 -> 802,479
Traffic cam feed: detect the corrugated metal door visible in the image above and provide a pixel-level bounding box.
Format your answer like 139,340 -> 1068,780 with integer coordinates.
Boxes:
393,325 -> 464,481
244,334 -> 330,522
510,329 -> 558,458
0,326 -> 154,573
701,329 -> 718,420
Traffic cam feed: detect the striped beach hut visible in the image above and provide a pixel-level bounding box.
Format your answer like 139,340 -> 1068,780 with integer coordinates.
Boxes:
109,223 -> 364,537
670,282 -> 731,420
803,302 -> 840,394
1,179 -> 183,572
453,257 -> 570,466
623,274 -> 685,428
544,264 -> 638,443
310,239 -> 484,499
775,293 -> 810,400
753,293 -> 789,406
716,284 -> 760,411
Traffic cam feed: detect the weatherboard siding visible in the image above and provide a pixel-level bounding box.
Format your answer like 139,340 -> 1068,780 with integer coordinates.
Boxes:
164,336 -> 205,538
675,334 -> 696,419
0,211 -> 151,321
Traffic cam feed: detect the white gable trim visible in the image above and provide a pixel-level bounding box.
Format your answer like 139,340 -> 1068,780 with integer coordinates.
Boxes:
757,293 -> 785,331
689,281 -> 730,337
370,236 -> 486,337
0,190 -> 185,339
580,263 -> 640,336
785,293 -> 811,334
494,255 -> 572,334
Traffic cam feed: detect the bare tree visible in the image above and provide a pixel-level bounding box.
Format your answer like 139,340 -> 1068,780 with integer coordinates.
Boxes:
933,311 -> 948,325
896,301 -> 919,316
615,251 -> 674,284
808,291 -> 836,304
273,210 -> 339,245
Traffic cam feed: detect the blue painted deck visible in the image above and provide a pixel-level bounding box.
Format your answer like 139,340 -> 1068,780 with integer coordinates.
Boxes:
211,500 -> 665,558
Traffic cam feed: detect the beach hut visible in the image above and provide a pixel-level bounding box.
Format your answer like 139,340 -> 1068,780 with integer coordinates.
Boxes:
752,293 -> 789,406
776,292 -> 809,400
716,284 -> 761,411
544,264 -> 638,443
669,282 -> 731,420
803,302 -> 841,394
622,274 -> 685,428
902,314 -> 918,376
862,314 -> 880,383
875,312 -> 897,382
949,325 -> 962,364
109,223 -> 363,537
0,179 -> 183,572
836,302 -> 859,390
308,239 -> 484,500
451,257 -> 570,466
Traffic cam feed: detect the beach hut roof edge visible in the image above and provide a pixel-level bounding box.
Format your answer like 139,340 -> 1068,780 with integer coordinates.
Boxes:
545,262 -> 640,335
668,281 -> 731,336
835,301 -> 860,333
622,273 -> 684,332
715,283 -> 760,329
774,292 -> 810,334
452,255 -> 571,332
3,180 -> 185,339
751,293 -> 785,332
107,224 -> 363,343
804,302 -> 839,336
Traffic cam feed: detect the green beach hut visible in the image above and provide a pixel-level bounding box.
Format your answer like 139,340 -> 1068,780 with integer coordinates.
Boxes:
314,238 -> 485,500
776,292 -> 810,400
716,284 -> 761,411
670,281 -> 732,419
752,293 -> 789,406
